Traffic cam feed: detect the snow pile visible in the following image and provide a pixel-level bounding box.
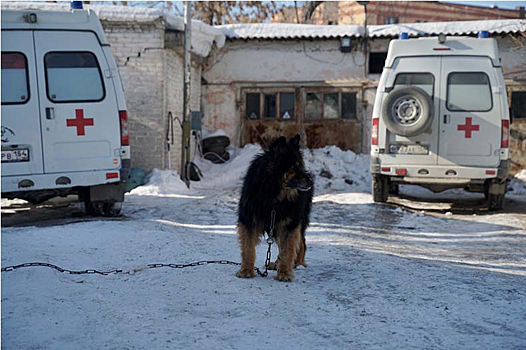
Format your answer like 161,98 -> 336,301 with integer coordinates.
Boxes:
131,144 -> 370,197
129,169 -> 191,196
130,144 -> 262,196
304,146 -> 370,193
509,169 -> 526,196
193,144 -> 262,191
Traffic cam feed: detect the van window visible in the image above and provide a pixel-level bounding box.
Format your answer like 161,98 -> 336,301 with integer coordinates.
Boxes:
45,52 -> 104,103
394,73 -> 434,97
1,52 -> 29,105
447,72 -> 492,112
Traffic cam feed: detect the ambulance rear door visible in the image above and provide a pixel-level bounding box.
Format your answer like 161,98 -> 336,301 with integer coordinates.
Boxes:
34,31 -> 121,174
437,56 -> 502,167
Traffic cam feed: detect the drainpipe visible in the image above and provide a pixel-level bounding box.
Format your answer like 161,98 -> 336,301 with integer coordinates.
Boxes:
358,1 -> 369,153
358,1 -> 368,78
181,1 -> 192,188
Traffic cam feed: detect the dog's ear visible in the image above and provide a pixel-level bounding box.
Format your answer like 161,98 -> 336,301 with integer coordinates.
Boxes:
269,136 -> 287,156
288,134 -> 300,149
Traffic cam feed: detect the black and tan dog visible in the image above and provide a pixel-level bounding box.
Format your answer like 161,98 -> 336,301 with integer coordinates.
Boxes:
236,135 -> 314,282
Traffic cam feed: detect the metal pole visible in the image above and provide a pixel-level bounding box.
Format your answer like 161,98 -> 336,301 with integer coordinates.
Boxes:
181,1 -> 192,188
363,3 -> 368,77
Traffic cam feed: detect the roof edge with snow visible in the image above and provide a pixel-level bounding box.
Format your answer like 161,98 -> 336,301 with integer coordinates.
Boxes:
218,19 -> 526,40
1,2 -> 225,57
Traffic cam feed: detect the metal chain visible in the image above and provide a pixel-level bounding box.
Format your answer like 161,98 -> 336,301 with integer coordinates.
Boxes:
1,262 -> 124,275
1,260 -> 258,276
257,209 -> 277,277
2,211 -> 280,278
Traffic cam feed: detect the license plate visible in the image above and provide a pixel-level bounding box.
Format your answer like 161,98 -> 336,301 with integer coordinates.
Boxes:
1,149 -> 29,163
390,144 -> 429,155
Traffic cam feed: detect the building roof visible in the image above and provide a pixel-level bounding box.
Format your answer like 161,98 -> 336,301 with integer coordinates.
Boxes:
1,2 -> 225,57
219,19 -> 526,40
219,23 -> 364,40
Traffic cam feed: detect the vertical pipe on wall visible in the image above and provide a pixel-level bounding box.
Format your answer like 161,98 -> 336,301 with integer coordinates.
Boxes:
181,1 -> 192,187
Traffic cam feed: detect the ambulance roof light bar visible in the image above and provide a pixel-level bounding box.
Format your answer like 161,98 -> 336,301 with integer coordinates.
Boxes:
399,32 -> 409,40
71,1 -> 83,10
478,31 -> 489,38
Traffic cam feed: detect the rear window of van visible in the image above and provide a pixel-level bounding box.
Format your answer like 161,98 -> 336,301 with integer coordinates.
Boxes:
1,52 -> 29,105
394,73 -> 434,97
44,52 -> 105,103
447,72 -> 492,112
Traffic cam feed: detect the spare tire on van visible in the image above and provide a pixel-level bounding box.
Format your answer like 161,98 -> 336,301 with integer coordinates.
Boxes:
381,87 -> 434,137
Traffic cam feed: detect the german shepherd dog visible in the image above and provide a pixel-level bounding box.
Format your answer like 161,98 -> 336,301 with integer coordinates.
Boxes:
236,135 -> 314,282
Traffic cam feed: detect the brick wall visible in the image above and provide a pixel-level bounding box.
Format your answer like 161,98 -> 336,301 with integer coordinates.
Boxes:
103,21 -> 167,172
101,21 -> 203,173
275,1 -> 523,25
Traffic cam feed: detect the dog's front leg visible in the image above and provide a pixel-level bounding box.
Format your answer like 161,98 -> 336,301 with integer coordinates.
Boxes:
236,223 -> 258,278
276,226 -> 301,282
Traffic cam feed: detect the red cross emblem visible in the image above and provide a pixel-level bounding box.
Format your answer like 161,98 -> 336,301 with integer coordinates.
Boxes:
66,109 -> 94,136
457,117 -> 479,138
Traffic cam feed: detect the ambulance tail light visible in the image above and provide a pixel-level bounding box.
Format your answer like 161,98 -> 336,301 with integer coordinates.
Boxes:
501,120 -> 509,148
372,118 -> 379,146
395,168 -> 407,176
119,110 -> 129,146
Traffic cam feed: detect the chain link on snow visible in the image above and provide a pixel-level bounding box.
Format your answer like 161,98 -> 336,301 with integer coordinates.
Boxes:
1,260 -> 268,277
2,213 -> 280,277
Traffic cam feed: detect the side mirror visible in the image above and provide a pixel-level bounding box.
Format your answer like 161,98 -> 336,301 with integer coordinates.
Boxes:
509,108 -> 514,124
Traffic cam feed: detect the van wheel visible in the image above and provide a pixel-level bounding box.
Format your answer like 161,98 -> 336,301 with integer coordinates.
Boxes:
102,202 -> 123,217
381,87 -> 434,137
372,175 -> 389,203
487,181 -> 506,211
84,200 -> 103,216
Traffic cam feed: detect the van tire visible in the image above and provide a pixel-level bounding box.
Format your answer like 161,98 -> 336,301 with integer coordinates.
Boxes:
84,200 -> 103,216
487,181 -> 506,211
372,175 -> 389,203
102,202 -> 123,217
381,87 -> 434,137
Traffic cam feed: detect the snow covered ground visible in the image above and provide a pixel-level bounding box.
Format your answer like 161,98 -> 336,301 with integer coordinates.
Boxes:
2,145 -> 526,349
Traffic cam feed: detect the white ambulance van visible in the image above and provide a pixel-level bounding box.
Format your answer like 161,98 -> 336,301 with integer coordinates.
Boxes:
1,6 -> 130,216
370,32 -> 510,210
